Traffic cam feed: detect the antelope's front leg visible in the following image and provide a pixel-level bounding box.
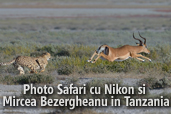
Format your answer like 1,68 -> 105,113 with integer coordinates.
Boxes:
87,51 -> 97,62
135,57 -> 145,62
138,54 -> 152,62
131,53 -> 145,62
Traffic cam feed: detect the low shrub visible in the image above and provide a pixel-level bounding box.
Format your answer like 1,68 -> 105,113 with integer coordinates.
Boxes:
0,74 -> 54,85
136,76 -> 171,89
1,44 -> 171,76
57,65 -> 74,75
56,49 -> 70,56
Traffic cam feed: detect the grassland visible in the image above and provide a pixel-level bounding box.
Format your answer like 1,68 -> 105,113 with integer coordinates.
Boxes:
0,17 -> 171,31
0,16 -> 171,78
0,8 -> 171,88
0,41 -> 171,83
0,0 -> 171,8
0,17 -> 171,46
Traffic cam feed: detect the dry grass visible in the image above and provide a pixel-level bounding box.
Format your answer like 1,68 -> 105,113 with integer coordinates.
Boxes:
66,72 -> 164,79
0,0 -> 170,8
0,17 -> 170,31
65,109 -> 110,114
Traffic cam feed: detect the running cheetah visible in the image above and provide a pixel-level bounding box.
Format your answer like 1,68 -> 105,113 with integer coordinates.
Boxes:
0,52 -> 51,75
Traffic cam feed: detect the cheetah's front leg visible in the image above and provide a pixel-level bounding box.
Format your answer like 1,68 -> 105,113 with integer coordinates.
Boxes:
30,71 -> 37,74
40,65 -> 46,73
30,66 -> 37,74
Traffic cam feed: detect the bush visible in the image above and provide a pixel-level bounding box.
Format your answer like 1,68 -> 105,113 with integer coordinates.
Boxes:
57,65 -> 74,75
56,49 -> 70,56
107,62 -> 125,72
37,45 -> 57,56
0,75 -> 14,85
0,74 -> 54,85
136,77 -> 170,89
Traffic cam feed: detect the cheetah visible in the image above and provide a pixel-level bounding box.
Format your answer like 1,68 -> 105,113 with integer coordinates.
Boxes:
0,52 -> 51,75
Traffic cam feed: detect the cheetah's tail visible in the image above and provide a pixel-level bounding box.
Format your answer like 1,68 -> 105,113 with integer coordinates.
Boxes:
0,59 -> 15,66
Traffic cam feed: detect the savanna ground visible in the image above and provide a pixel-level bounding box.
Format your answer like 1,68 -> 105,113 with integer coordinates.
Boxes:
0,0 -> 171,114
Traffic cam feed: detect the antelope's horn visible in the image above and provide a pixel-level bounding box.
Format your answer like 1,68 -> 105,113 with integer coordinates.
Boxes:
133,32 -> 143,46
138,31 -> 146,44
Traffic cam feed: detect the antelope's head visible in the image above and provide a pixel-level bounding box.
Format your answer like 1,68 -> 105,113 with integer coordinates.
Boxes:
133,32 -> 150,54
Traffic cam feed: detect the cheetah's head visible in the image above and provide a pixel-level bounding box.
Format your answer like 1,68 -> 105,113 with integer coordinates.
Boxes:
42,52 -> 51,61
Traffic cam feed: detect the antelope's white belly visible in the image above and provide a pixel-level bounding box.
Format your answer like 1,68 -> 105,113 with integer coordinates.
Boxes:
100,57 -> 106,60
114,56 -> 131,62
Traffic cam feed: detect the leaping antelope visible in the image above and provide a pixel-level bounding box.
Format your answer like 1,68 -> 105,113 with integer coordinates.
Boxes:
87,32 -> 151,63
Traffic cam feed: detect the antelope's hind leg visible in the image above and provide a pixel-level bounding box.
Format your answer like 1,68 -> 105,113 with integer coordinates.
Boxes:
87,51 -> 97,62
90,53 -> 101,63
91,52 -> 111,63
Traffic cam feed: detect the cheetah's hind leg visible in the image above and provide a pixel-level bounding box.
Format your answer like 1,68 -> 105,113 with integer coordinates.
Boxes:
30,70 -> 37,74
17,65 -> 25,75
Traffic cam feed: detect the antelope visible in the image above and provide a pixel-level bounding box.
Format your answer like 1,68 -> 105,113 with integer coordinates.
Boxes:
87,32 -> 151,63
